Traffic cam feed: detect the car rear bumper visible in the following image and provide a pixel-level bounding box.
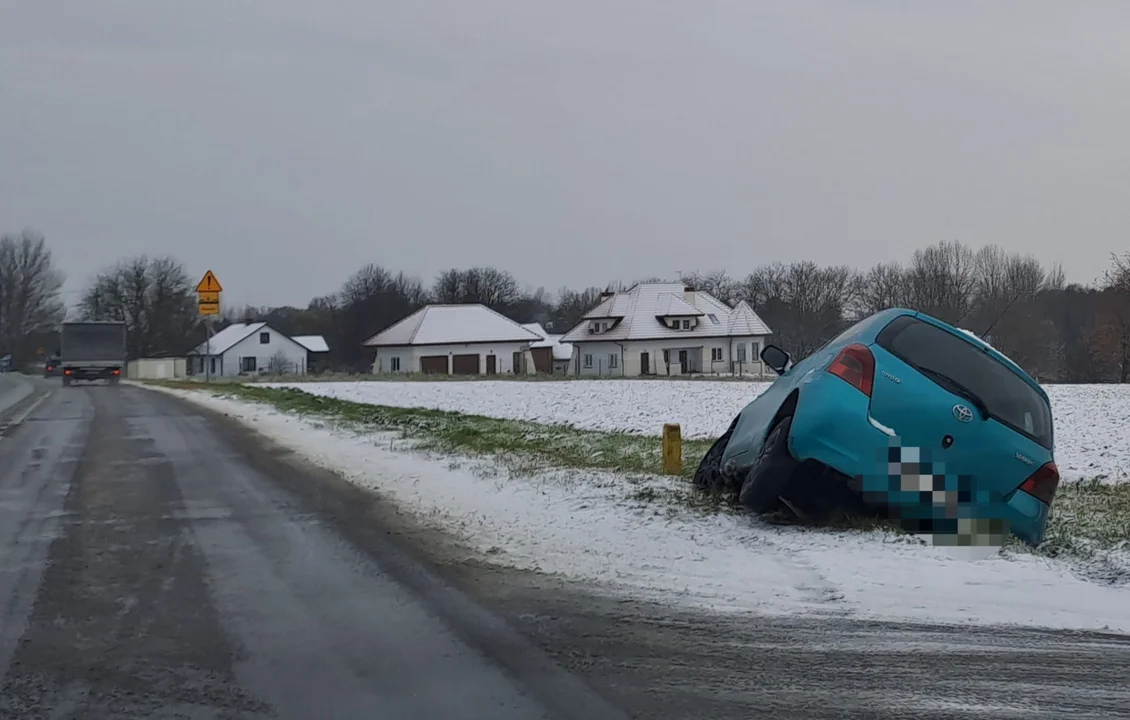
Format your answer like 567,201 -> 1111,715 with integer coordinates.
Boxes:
787,375 -> 1050,545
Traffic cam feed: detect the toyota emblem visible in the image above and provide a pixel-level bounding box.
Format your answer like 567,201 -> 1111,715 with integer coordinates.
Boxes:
952,404 -> 974,423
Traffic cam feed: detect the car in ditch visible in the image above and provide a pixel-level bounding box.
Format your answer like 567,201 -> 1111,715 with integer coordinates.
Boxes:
693,308 -> 1058,546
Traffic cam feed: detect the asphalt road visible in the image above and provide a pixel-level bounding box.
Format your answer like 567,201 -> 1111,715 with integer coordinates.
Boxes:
1,381 -> 1128,719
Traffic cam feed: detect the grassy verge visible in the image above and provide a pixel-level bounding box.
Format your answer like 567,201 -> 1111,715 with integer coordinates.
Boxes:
150,380 -> 1130,576
150,380 -> 717,480
241,372 -> 768,384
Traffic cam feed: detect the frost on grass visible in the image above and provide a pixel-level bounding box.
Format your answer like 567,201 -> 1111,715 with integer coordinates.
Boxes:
154,381 -> 1130,588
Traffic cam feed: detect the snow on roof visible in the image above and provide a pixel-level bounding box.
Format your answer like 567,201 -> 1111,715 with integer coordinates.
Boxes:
529,333 -> 574,361
363,304 -> 543,347
562,283 -> 772,343
293,335 -> 330,353
191,322 -> 267,355
521,323 -> 548,339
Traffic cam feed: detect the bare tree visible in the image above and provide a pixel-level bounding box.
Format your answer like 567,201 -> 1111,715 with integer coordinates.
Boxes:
0,228 -> 66,365
850,262 -> 908,318
80,255 -> 198,358
431,267 -> 521,309
905,240 -> 978,324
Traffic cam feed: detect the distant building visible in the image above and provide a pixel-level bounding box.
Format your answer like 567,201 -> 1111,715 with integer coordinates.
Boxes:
520,323 -> 575,374
187,322 -> 328,376
364,304 -> 543,375
559,283 -> 773,377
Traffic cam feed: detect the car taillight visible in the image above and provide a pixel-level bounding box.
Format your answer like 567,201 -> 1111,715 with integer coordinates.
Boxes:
46,366 -> 53,371
64,369 -> 72,375
827,343 -> 875,396
112,369 -> 120,375
1019,461 -> 1059,505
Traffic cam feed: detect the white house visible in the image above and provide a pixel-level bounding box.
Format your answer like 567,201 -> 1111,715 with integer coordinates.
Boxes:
365,304 -> 543,375
559,283 -> 773,377
521,323 -> 575,374
188,322 -> 326,377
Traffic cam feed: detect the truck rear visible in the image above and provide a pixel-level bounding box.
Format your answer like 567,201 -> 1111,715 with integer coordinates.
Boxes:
60,321 -> 127,385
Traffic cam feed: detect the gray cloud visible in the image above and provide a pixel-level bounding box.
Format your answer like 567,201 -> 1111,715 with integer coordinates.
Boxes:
3,1 -> 1129,307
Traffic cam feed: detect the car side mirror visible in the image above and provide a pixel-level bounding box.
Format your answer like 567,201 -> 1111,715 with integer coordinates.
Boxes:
760,344 -> 790,375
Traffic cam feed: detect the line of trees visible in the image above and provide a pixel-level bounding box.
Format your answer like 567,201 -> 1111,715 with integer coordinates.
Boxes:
3,226 -> 1129,382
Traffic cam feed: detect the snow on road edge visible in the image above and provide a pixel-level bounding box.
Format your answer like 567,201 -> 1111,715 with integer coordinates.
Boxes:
155,385 -> 1130,634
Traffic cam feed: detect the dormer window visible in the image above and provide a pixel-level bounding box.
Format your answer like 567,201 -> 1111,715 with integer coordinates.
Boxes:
681,319 -> 691,330
590,320 -> 613,333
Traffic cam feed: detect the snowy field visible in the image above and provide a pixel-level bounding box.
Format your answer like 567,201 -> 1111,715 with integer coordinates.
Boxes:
261,380 -> 1130,484
149,385 -> 1130,633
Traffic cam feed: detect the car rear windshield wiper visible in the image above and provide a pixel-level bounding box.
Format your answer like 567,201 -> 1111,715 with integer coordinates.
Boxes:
916,366 -> 992,420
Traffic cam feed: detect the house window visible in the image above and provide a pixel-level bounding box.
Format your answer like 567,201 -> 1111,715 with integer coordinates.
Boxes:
390,357 -> 401,372
602,321 -> 609,331
241,356 -> 256,373
711,348 -> 723,362
663,350 -> 670,363
583,353 -> 593,368
736,344 -> 747,362
708,314 -> 719,324
259,332 -> 270,344
609,353 -> 618,369
752,341 -> 761,360
681,319 -> 691,330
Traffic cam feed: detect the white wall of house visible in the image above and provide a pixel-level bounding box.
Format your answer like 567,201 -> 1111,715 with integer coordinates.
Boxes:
127,357 -> 187,380
223,328 -> 309,376
572,336 -> 771,378
372,342 -> 531,374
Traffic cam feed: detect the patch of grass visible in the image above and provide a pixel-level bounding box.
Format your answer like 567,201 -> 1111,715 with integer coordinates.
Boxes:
151,380 -> 715,478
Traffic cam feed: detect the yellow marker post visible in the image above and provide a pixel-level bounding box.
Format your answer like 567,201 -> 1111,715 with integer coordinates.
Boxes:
662,423 -> 683,475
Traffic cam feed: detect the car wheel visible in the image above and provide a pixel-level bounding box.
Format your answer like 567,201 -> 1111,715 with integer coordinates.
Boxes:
693,414 -> 741,496
738,416 -> 799,514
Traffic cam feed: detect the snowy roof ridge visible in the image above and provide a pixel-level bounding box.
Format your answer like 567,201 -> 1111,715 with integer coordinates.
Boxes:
560,284 -> 773,343
364,304 -> 543,347
190,321 -> 268,355
292,335 -> 330,353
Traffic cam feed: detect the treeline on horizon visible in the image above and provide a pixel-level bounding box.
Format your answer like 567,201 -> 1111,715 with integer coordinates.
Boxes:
2,227 -> 1130,383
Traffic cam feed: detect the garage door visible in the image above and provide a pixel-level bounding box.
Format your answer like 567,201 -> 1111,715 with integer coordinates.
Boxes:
451,354 -> 480,375
419,355 -> 448,374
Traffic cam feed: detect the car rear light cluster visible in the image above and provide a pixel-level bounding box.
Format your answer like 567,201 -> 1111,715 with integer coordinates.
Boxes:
1019,461 -> 1059,505
64,369 -> 72,376
112,369 -> 120,376
827,343 -> 875,396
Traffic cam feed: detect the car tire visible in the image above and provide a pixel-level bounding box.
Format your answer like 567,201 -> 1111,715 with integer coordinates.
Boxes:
738,415 -> 799,514
693,414 -> 741,496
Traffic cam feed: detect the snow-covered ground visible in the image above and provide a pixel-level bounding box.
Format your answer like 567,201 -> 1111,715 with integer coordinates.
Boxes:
150,385 -> 1130,633
261,380 -> 1130,483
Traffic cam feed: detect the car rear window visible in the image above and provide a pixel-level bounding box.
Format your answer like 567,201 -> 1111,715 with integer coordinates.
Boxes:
875,315 -> 1053,449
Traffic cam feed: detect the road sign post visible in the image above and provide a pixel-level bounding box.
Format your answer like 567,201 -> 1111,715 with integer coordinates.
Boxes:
195,271 -> 224,382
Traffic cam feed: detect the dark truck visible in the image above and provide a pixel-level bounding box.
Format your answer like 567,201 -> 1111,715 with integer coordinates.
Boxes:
60,321 -> 127,386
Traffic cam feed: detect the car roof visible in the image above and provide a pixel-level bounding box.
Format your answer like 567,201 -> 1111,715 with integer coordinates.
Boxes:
881,308 -> 1049,402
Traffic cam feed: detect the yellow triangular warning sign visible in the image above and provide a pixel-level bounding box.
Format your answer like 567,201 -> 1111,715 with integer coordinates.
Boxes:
195,270 -> 223,293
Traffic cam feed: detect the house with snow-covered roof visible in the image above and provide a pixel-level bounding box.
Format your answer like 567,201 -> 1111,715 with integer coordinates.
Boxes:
188,322 -> 327,376
364,304 -> 543,375
519,323 -> 575,374
559,283 -> 773,377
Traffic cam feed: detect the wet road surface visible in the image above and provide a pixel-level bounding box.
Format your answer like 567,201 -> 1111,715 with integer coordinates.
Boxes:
1,380 -> 1129,719
0,383 -> 620,719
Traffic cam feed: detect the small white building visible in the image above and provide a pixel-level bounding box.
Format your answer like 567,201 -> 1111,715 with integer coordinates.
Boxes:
365,304 -> 543,375
188,322 -> 322,377
559,283 -> 773,378
521,323 -> 575,374
126,357 -> 188,380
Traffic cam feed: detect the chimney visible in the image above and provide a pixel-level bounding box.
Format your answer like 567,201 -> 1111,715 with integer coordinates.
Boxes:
684,285 -> 696,304
600,291 -> 615,300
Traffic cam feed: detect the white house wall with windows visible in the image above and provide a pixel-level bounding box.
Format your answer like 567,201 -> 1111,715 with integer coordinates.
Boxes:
560,283 -> 773,378
364,304 -> 543,375
188,322 -> 320,376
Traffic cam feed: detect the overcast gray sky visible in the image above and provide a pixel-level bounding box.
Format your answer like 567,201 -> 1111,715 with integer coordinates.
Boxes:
3,1 -> 1129,307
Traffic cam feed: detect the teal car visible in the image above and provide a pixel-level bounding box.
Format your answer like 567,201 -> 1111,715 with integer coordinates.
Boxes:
693,308 -> 1059,545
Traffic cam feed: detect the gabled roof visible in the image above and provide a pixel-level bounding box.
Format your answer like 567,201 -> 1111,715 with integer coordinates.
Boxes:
190,322 -> 267,355
653,293 -> 703,317
521,323 -> 548,339
293,335 -> 330,353
560,283 -> 773,343
363,304 -> 543,347
529,333 -> 575,361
